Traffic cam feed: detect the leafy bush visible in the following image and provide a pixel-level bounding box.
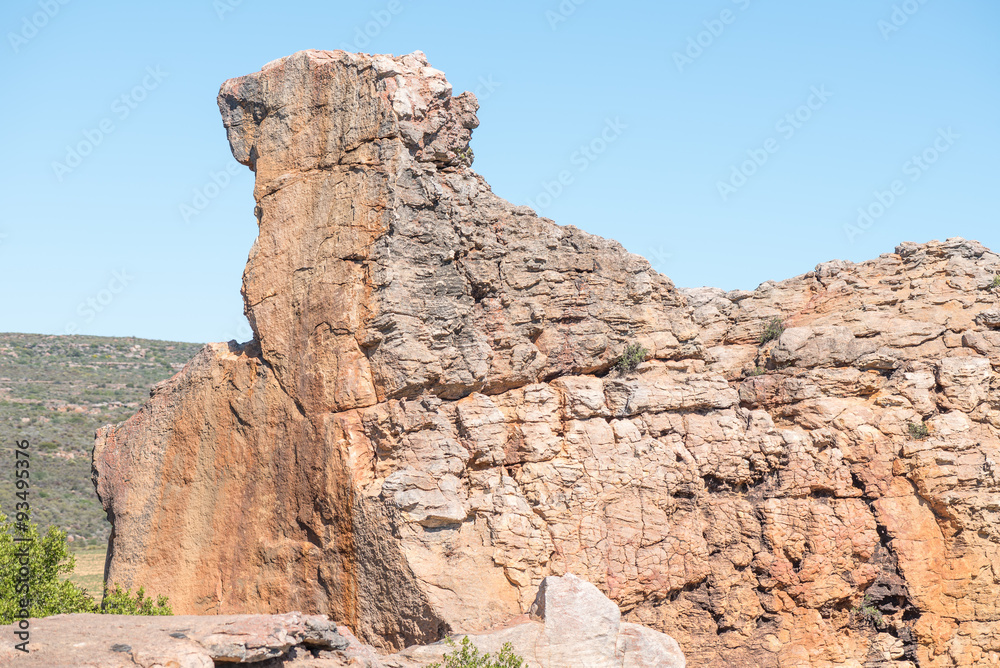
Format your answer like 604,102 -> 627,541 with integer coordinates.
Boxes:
102,584 -> 172,615
0,514 -> 171,621
613,343 -> 648,375
991,274 -> 1000,289
907,421 -> 930,440
746,366 -> 767,377
759,317 -> 785,345
0,513 -> 98,622
429,636 -> 525,668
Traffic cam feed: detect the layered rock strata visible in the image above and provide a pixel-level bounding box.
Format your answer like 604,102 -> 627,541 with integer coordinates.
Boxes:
93,49 -> 1000,667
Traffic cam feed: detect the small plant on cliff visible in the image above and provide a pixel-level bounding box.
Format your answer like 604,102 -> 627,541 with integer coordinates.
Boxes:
907,421 -> 930,440
613,343 -> 649,376
852,594 -> 885,628
453,145 -> 474,166
990,274 -> 1000,289
758,317 -> 785,345
0,514 -> 172,622
429,636 -> 525,668
746,365 -> 767,377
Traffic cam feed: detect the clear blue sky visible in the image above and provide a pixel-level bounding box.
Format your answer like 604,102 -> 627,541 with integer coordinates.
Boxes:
1,1 -> 997,343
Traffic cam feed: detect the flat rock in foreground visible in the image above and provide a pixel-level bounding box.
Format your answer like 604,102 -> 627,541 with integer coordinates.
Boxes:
0,612 -> 351,668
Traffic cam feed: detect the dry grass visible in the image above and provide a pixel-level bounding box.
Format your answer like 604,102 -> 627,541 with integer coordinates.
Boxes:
68,544 -> 107,595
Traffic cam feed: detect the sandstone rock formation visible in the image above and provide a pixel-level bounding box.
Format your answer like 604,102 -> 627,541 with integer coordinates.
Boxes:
3,575 -> 684,667
93,49 -> 1000,667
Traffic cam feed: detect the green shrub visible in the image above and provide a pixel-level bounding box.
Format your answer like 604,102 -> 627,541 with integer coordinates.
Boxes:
613,343 -> 648,375
907,421 -> 930,440
759,317 -> 785,345
991,274 -> 1000,289
0,513 -> 98,622
0,514 -> 171,621
101,584 -> 172,616
746,366 -> 767,377
429,636 -> 525,668
852,594 -> 885,628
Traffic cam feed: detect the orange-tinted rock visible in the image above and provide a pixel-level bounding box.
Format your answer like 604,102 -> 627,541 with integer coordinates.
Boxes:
94,50 -> 1000,666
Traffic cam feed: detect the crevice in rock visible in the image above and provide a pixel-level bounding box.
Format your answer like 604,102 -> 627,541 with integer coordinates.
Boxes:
228,402 -> 252,429
297,519 -> 323,549
850,470 -> 923,667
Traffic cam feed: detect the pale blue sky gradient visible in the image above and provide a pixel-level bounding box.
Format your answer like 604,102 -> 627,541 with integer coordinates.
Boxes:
1,0 -> 997,342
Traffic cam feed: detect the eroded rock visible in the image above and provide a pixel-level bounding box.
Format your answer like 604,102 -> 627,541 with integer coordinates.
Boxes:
92,50 -> 1000,667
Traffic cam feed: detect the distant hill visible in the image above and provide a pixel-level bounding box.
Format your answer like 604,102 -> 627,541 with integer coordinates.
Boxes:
0,333 -> 203,544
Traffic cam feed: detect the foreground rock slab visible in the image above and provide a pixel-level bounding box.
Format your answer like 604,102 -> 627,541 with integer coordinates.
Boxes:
1,576 -> 683,667
0,612 -> 349,667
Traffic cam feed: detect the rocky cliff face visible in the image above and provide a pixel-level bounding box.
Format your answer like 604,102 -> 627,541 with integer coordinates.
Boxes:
93,49 -> 1000,667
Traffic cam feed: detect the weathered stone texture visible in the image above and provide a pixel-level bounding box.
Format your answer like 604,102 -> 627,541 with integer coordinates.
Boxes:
93,50 -> 1000,667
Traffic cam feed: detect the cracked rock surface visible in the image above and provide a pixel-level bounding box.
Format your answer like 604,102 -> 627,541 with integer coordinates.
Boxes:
93,49 -> 1000,667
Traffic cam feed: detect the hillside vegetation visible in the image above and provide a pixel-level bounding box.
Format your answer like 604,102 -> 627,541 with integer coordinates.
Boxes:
0,333 -> 203,544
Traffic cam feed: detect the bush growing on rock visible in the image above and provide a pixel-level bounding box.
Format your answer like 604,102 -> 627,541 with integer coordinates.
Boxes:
759,317 -> 785,344
852,594 -> 885,628
613,343 -> 648,375
907,421 -> 930,440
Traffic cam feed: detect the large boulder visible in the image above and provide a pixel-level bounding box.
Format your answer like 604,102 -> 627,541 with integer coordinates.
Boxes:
92,47 -> 1000,668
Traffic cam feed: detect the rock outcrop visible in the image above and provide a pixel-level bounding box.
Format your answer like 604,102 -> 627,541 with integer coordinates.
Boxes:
4,575 -> 683,667
93,49 -> 1000,667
